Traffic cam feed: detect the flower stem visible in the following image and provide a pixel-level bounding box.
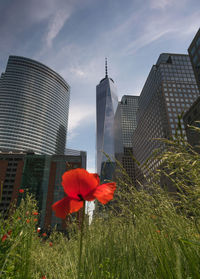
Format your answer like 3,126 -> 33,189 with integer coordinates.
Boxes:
78,201 -> 85,279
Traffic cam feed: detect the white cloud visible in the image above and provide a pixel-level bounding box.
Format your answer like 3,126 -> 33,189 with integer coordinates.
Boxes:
125,28 -> 174,55
149,0 -> 175,10
116,5 -> 199,56
50,56 -> 105,95
67,104 -> 95,139
176,13 -> 200,37
67,129 -> 79,141
70,67 -> 86,77
46,9 -> 71,47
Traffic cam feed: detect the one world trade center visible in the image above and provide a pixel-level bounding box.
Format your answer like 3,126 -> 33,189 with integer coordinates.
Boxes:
96,59 -> 118,181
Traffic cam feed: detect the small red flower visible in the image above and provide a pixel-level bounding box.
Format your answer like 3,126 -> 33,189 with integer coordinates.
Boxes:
34,218 -> 38,222
32,211 -> 39,216
17,217 -> 21,220
26,219 -> 30,223
49,242 -> 53,247
156,230 -> 161,234
52,168 -> 116,219
42,276 -> 46,279
1,234 -> 8,242
42,233 -> 47,237
37,228 -> 41,233
19,189 -> 24,193
7,230 -> 12,235
151,215 -> 156,219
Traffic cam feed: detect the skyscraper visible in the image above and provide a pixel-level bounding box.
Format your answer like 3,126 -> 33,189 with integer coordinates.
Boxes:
133,53 -> 199,181
114,95 -> 139,182
96,59 -> 118,180
0,56 -> 70,155
183,95 -> 200,153
188,28 -> 200,91
115,95 -> 139,151
183,28 -> 200,151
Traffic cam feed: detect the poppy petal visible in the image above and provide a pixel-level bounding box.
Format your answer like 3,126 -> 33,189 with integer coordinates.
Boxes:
52,196 -> 83,219
62,168 -> 99,200
92,173 -> 100,184
1,234 -> 7,242
84,191 -> 96,201
93,182 -> 116,204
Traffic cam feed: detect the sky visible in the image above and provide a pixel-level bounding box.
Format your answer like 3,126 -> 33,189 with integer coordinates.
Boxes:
0,0 -> 199,173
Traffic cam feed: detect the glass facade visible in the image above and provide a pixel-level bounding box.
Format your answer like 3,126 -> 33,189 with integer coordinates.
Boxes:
114,95 -> 139,183
188,28 -> 200,92
0,56 -> 70,155
183,95 -> 200,153
96,75 -> 118,180
183,28 -> 200,152
114,95 -> 139,153
133,53 -> 199,180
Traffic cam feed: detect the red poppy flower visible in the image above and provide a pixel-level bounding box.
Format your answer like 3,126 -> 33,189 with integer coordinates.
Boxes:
1,234 -> 8,242
19,189 -> 24,193
42,233 -> 47,237
52,168 -> 116,219
34,218 -> 38,222
32,211 -> 39,216
49,242 -> 53,247
42,276 -> 46,279
37,227 -> 41,233
26,219 -> 30,223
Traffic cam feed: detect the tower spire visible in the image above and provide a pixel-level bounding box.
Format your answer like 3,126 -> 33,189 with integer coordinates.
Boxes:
105,57 -> 108,78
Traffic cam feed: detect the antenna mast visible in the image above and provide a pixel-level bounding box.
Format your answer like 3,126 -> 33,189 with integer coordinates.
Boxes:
105,57 -> 108,78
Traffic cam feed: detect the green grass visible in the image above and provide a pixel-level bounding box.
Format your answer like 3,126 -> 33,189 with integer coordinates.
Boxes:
1,135 -> 200,278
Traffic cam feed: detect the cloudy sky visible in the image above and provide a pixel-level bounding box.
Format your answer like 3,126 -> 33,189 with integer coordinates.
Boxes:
0,0 -> 199,172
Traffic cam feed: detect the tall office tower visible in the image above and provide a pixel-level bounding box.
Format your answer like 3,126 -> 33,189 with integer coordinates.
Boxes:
188,28 -> 200,91
183,95 -> 200,152
96,59 -> 118,180
133,53 -> 199,181
183,28 -> 200,151
0,56 -> 70,155
114,95 -> 139,182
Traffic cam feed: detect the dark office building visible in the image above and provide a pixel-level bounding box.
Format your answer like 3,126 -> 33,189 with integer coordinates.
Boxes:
114,95 -> 139,183
133,53 -> 199,182
0,150 -> 86,230
183,96 -> 200,152
183,29 -> 200,151
188,28 -> 200,92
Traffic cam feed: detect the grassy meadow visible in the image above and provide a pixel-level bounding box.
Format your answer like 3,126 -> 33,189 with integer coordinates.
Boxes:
1,134 -> 200,279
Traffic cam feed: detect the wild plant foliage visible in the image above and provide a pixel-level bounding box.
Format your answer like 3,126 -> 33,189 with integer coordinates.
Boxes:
1,133 -> 200,278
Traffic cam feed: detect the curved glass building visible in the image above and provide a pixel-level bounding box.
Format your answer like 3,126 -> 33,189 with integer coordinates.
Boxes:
0,56 -> 70,155
96,60 -> 118,180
